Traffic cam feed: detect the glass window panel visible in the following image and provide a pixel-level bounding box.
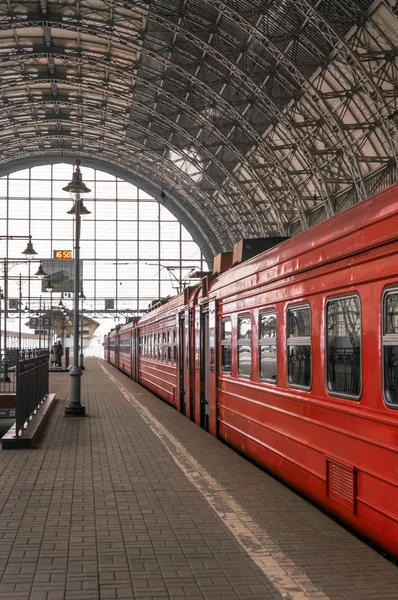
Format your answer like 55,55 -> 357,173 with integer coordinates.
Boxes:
139,221 -> 159,240
222,319 -> 232,340
260,346 -> 277,381
52,220 -> 74,240
139,189 -> 153,200
117,181 -> 138,199
259,311 -> 277,382
31,219 -> 51,238
288,307 -> 311,337
96,200 -> 116,220
31,179 -> 52,197
181,226 -> 193,241
384,346 -> 398,405
80,221 -> 95,240
80,240 -> 95,258
52,200 -> 71,218
96,221 -> 116,239
382,292 -> 398,407
182,242 -> 201,260
8,220 -> 29,238
117,241 -> 137,259
8,179 -> 29,197
238,346 -> 251,377
52,163 -> 74,179
260,312 -> 276,339
160,241 -> 180,260
160,222 -> 180,240
117,200 -> 137,220
96,170 -> 115,181
139,281 -> 159,297
118,221 -> 137,240
288,346 -> 311,387
0,178 -> 7,196
160,280 -> 174,297
31,200 -> 51,216
222,345 -> 231,373
287,305 -> 311,389
384,293 -> 398,334
95,182 -> 116,199
8,199 -> 30,219
9,169 -> 30,179
139,202 -> 158,220
96,241 -> 116,259
52,179 -> 69,197
326,296 -> 361,397
139,242 -> 159,260
238,316 -> 251,340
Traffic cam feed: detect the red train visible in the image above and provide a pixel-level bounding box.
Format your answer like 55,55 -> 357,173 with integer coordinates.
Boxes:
105,184 -> 398,559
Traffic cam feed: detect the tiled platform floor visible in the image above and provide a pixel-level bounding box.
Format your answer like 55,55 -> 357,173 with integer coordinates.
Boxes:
0,358 -> 397,600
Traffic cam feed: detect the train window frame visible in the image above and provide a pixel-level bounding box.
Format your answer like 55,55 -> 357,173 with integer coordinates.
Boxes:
259,309 -> 277,384
325,293 -> 362,401
237,313 -> 252,378
286,303 -> 312,390
221,317 -> 232,374
382,287 -> 398,410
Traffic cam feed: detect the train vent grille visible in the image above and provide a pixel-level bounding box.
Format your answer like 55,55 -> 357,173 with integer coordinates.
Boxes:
327,460 -> 357,514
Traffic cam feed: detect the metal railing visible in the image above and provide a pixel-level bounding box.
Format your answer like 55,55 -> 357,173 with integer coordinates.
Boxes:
15,349 -> 49,435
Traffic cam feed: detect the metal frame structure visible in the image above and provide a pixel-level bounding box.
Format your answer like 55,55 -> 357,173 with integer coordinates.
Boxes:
0,0 -> 396,250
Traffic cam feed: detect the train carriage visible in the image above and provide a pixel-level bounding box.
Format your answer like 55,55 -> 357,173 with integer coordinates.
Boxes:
105,183 -> 398,559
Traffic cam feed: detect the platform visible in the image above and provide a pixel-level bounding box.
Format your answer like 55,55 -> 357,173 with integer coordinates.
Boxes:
0,358 -> 397,600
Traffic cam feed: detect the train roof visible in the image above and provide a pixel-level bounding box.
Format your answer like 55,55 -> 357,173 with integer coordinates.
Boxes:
208,183 -> 398,295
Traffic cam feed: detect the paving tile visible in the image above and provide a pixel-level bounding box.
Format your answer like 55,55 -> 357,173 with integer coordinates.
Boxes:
0,358 -> 397,600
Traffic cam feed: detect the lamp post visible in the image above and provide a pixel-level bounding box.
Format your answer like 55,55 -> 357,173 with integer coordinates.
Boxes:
63,160 -> 91,417
0,236 -> 41,378
45,277 -> 54,351
79,291 -> 86,370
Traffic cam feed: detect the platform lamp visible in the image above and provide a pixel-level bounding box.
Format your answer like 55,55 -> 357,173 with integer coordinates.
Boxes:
63,160 -> 91,417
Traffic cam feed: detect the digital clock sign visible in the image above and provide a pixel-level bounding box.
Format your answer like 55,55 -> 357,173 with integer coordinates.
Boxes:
53,250 -> 73,259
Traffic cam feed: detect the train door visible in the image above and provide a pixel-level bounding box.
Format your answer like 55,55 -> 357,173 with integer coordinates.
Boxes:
116,333 -> 120,371
208,300 -> 217,436
178,311 -> 186,415
200,305 -> 210,431
131,329 -> 137,382
186,306 -> 195,421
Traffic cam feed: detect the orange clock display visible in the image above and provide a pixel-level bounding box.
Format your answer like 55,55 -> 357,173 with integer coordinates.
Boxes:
53,250 -> 73,259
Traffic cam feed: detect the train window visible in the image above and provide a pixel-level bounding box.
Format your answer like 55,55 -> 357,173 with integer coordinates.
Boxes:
221,318 -> 232,373
173,329 -> 177,363
326,296 -> 361,398
259,311 -> 277,382
287,305 -> 311,389
167,331 -> 172,362
238,315 -> 252,378
383,290 -> 398,407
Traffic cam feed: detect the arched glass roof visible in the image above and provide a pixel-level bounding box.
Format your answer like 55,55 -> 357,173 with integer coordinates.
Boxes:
0,0 -> 396,256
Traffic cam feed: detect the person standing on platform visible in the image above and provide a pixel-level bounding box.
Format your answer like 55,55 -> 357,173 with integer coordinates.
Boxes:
55,340 -> 63,368
50,344 -> 57,367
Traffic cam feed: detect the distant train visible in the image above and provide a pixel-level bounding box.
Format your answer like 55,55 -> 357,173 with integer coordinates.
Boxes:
105,183 -> 398,559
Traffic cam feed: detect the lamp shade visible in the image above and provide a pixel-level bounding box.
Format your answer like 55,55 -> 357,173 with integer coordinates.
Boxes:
22,239 -> 38,260
46,277 -> 54,292
67,201 -> 91,219
62,160 -> 91,201
34,262 -> 47,279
